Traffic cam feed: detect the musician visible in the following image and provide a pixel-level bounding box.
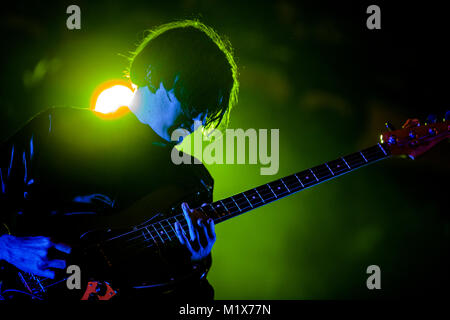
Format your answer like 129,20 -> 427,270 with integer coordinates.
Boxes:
0,20 -> 239,300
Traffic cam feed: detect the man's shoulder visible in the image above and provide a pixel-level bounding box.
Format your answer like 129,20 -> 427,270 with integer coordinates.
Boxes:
43,106 -> 106,127
1,107 -> 91,147
42,107 -> 140,144
29,107 -> 102,135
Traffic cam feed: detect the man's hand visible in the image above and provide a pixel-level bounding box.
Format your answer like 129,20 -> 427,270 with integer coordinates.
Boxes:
0,235 -> 71,279
174,202 -> 216,262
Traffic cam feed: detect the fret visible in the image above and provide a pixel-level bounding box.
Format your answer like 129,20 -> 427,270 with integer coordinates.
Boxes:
173,215 -> 188,237
220,200 -> 229,211
268,180 -> 289,197
145,226 -> 156,244
266,184 -> 278,198
296,170 -> 316,187
283,174 -> 303,191
169,220 -> 177,238
199,204 -> 219,219
280,178 -> 290,192
158,222 -> 170,241
324,162 -> 334,176
209,203 -> 220,217
378,143 -> 388,156
244,189 -> 264,206
230,196 -> 242,211
220,199 -> 234,216
294,174 -> 304,187
36,277 -> 45,292
327,158 -> 348,175
162,220 -> 175,239
222,197 -> 240,213
197,207 -> 208,224
196,206 -> 207,219
165,218 -> 177,234
214,201 -> 228,217
141,230 -> 147,240
254,188 -> 265,203
216,196 -> 250,220
367,148 -> 379,160
152,225 -> 165,243
344,153 -> 366,169
364,144 -> 388,161
309,168 -> 319,182
158,224 -> 169,241
359,151 -> 368,162
256,185 -> 277,201
173,215 -> 181,224
233,193 -> 252,210
242,193 -> 253,208
341,157 -> 351,169
312,164 -> 333,180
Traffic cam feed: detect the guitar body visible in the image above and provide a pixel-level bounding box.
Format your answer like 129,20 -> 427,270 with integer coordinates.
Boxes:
0,183 -> 211,301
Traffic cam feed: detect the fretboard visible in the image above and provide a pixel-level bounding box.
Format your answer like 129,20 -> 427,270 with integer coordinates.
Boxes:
201,143 -> 390,224
119,143 -> 390,247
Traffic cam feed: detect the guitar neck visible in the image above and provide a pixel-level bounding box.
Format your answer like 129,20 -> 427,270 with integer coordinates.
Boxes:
135,143 -> 390,245
200,143 -> 390,224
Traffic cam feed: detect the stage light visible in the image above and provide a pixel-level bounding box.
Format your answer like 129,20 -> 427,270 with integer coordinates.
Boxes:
90,80 -> 134,117
93,84 -> 133,114
94,85 -> 133,113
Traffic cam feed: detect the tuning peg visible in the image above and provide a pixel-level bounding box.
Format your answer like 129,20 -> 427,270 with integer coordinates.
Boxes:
445,110 -> 450,121
401,118 -> 420,129
385,121 -> 395,131
426,114 -> 437,124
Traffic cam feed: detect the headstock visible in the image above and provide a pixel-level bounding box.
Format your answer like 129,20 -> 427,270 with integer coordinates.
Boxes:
380,113 -> 449,159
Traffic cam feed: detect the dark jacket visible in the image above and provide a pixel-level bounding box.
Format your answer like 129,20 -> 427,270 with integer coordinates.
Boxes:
0,107 -> 214,300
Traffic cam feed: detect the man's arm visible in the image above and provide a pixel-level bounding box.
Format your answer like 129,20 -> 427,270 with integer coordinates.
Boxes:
0,111 -> 47,233
0,109 -> 70,278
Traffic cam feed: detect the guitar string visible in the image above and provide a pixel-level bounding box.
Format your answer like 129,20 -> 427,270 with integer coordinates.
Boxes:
25,146 -> 386,288
26,142 -> 401,292
116,146 -> 387,250
110,146 -> 387,248
118,147 -> 384,251
4,144 -> 393,293
165,147 -> 383,241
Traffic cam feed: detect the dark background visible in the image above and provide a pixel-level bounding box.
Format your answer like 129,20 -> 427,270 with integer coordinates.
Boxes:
1,0 -> 448,299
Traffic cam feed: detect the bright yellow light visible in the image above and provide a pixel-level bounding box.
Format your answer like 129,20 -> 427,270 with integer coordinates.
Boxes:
94,85 -> 134,114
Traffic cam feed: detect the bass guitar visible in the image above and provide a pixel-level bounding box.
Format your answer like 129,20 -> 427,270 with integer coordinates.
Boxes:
0,115 -> 448,300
